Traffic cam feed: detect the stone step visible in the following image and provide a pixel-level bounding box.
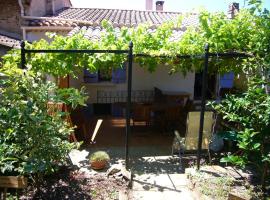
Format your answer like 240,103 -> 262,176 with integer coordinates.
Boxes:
132,174 -> 188,191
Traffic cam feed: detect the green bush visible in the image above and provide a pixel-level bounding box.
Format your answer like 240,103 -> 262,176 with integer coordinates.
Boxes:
210,78 -> 270,187
0,72 -> 87,183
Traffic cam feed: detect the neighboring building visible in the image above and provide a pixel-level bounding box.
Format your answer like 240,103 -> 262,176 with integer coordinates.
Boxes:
0,0 -> 238,107
0,0 -> 72,56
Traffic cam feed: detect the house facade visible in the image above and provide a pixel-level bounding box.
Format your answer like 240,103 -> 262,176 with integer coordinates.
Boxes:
0,0 -> 236,107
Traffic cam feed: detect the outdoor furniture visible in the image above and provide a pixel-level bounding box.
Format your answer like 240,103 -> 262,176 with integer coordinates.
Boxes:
164,105 -> 182,130
162,91 -> 190,105
132,103 -> 152,127
70,107 -> 89,141
171,111 -> 216,171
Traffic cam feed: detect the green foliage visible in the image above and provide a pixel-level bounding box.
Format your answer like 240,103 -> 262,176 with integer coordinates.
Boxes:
1,4 -> 270,77
55,87 -> 88,109
210,78 -> 270,185
89,151 -> 110,162
0,71 -> 86,179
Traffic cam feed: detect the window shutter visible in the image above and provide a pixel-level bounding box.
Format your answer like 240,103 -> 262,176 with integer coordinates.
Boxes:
112,64 -> 126,83
84,69 -> 98,83
220,72 -> 234,88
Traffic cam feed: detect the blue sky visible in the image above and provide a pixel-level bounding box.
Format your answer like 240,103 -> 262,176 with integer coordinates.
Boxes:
71,0 -> 270,12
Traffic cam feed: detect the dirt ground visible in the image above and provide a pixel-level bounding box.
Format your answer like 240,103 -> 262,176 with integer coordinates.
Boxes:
19,166 -> 128,200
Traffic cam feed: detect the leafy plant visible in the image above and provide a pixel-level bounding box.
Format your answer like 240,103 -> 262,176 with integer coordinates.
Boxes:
89,151 -> 110,162
210,78 -> 270,187
0,71 -> 86,185
1,3 -> 269,77
55,87 -> 88,109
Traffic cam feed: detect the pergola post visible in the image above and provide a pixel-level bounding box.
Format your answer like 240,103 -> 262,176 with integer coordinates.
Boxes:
20,41 -> 26,69
197,43 -> 209,170
125,41 -> 133,169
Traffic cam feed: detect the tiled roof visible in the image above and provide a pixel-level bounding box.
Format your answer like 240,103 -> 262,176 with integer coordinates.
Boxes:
68,26 -> 185,42
27,7 -> 198,28
0,34 -> 21,49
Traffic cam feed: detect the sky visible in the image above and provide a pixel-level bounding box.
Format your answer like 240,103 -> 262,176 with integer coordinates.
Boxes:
71,0 -> 270,13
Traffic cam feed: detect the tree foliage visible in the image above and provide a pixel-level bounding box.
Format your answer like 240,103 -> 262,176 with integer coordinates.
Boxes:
0,72 -> 87,182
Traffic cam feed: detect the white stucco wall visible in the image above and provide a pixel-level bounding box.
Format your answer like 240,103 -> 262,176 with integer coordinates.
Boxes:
70,63 -> 195,103
26,30 -> 195,103
132,64 -> 194,93
25,30 -> 70,42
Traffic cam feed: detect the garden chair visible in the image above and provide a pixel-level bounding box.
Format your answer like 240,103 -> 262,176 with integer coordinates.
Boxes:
164,105 -> 182,131
172,111 -> 216,171
132,103 -> 152,127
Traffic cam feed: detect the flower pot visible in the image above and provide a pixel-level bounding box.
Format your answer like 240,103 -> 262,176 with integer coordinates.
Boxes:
90,160 -> 108,170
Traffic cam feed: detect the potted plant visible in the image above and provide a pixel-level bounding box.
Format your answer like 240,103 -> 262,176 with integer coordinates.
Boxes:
89,151 -> 110,170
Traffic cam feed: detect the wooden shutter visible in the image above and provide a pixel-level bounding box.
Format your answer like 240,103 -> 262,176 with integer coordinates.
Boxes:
84,69 -> 98,83
112,65 -> 126,83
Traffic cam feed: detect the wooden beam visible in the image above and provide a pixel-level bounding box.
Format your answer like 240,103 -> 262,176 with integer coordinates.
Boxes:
0,176 -> 27,189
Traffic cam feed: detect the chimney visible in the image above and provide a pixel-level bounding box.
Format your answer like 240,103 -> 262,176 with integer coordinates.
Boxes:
46,0 -> 55,15
146,0 -> 153,10
228,2 -> 239,19
156,1 -> 164,12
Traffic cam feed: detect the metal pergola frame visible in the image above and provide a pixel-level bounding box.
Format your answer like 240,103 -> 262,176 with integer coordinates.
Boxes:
20,40 -> 251,171
20,41 -> 134,170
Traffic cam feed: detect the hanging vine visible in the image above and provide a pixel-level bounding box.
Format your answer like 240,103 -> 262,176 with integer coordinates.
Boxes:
1,2 -> 270,78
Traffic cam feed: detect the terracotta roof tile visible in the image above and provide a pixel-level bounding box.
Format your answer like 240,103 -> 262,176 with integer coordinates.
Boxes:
0,34 -> 21,49
27,7 -> 198,28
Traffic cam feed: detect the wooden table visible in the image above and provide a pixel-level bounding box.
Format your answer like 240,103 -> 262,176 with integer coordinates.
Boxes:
162,91 -> 191,104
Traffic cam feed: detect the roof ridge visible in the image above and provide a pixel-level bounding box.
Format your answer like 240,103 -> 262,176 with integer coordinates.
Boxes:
68,7 -> 193,15
27,7 -> 199,28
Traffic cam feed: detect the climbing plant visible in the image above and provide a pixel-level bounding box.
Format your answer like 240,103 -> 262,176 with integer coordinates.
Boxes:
1,1 -> 269,77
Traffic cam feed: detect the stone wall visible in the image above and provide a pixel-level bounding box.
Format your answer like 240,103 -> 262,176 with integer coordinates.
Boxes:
0,0 -> 22,35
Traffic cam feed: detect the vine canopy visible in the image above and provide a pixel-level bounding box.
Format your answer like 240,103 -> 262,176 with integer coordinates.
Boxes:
1,3 -> 270,78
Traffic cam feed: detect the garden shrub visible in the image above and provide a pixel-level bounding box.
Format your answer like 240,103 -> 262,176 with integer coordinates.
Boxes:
210,78 -> 270,187
0,71 -> 87,184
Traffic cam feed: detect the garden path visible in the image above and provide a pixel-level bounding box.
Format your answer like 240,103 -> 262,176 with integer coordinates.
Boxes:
128,155 -> 195,200
82,147 -> 196,199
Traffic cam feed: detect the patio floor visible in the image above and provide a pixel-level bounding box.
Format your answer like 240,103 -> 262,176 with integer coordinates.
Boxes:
77,115 -> 178,148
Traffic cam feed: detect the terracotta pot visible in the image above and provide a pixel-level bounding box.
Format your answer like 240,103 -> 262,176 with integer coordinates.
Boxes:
90,160 -> 108,170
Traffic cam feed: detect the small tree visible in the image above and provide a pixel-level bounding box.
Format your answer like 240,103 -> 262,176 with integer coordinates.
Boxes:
0,71 -> 87,185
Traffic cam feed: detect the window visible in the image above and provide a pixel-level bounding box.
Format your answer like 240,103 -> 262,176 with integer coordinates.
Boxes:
84,64 -> 126,83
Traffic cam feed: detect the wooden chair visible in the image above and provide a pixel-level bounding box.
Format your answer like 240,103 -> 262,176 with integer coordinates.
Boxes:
46,102 -> 78,142
132,103 -> 152,127
172,111 -> 216,171
179,99 -> 195,128
164,105 -> 182,131
70,107 -> 89,141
